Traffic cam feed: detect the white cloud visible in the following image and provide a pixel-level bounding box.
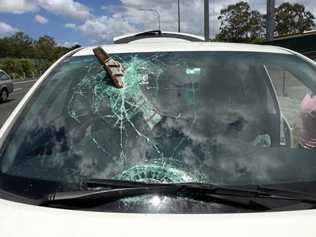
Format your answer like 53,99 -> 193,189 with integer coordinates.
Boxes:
2,0 -> 316,43
68,15 -> 139,43
0,0 -> 38,14
0,0 -> 91,20
37,0 -> 91,20
117,0 -> 204,34
35,14 -> 48,24
90,0 -> 217,40
62,41 -> 79,47
0,21 -> 19,36
67,0 -> 204,43
64,23 -> 76,29
117,0 -> 316,38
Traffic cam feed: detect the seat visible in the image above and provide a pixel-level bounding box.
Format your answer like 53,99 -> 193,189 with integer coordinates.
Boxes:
197,64 -> 281,145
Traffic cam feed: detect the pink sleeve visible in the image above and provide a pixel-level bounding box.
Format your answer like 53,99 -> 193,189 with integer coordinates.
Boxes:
301,94 -> 316,114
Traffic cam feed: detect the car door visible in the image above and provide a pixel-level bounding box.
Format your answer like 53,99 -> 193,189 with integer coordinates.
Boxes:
0,71 -> 13,93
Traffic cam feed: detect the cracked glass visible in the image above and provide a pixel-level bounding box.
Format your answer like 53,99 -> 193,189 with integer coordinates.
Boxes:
2,51 -> 316,189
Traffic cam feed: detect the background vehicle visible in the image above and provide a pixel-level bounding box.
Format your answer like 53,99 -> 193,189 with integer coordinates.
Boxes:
1,41 -> 316,236
0,70 -> 13,103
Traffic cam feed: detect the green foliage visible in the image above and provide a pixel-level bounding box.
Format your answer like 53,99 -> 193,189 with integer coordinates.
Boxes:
216,1 -> 316,42
249,37 -> 266,44
0,58 -> 49,80
216,1 -> 264,42
275,2 -> 315,36
0,32 -> 80,80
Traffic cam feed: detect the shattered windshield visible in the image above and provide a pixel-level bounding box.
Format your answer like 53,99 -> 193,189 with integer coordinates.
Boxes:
2,51 -> 316,189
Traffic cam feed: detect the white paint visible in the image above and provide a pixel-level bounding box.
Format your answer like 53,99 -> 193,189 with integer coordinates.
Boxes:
126,37 -> 197,43
13,79 -> 37,85
74,42 -> 293,56
13,88 -> 22,92
0,197 -> 316,237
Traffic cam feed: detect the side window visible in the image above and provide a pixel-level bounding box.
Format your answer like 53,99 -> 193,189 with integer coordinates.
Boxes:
266,66 -> 309,147
0,72 -> 9,81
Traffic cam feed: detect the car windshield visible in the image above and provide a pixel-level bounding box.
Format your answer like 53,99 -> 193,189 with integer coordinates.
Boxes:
2,51 -> 316,209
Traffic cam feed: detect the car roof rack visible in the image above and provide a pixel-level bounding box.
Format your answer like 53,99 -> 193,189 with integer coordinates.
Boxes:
134,30 -> 162,37
113,31 -> 205,44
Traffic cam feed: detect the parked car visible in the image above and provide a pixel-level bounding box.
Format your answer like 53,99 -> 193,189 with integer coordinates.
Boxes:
1,37 -> 316,236
0,70 -> 13,102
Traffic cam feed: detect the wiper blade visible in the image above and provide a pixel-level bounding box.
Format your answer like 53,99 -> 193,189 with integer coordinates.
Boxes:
255,185 -> 316,205
39,185 -> 180,207
39,179 -> 316,210
83,179 -> 316,203
39,179 -> 249,208
82,178 -> 164,188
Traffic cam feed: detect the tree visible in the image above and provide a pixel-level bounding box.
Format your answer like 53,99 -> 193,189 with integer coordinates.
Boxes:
216,1 -> 264,42
0,38 -> 11,58
0,32 -> 75,79
0,30 -> 78,80
35,35 -> 58,61
275,2 -> 315,36
0,32 -> 35,58
11,32 -> 34,58
20,59 -> 34,78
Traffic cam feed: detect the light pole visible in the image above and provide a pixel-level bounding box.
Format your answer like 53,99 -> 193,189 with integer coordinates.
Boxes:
178,0 -> 181,32
139,8 -> 161,31
267,0 -> 275,41
204,0 -> 209,41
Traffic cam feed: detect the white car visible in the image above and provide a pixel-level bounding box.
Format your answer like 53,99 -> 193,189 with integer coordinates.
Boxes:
1,39 -> 316,237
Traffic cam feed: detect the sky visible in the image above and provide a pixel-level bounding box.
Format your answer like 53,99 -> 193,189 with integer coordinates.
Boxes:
0,0 -> 315,47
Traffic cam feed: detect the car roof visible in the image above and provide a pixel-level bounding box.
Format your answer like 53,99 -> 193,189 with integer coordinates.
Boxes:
73,42 -> 293,57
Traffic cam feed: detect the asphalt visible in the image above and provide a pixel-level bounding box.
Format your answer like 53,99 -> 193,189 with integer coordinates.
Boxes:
0,79 -> 37,128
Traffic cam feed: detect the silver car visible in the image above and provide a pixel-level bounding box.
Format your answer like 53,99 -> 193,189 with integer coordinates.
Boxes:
0,70 -> 13,102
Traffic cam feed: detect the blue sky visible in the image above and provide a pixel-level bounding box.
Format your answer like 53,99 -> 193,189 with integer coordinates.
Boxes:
0,0 -> 121,46
0,0 -> 315,47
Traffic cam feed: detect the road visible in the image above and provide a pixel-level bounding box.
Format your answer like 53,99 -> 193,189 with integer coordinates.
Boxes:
0,79 -> 37,127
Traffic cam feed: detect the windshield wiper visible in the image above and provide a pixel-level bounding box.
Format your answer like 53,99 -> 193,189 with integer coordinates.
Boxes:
39,185 -> 183,208
82,178 -> 160,188
38,179 -> 316,210
83,179 -> 316,201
